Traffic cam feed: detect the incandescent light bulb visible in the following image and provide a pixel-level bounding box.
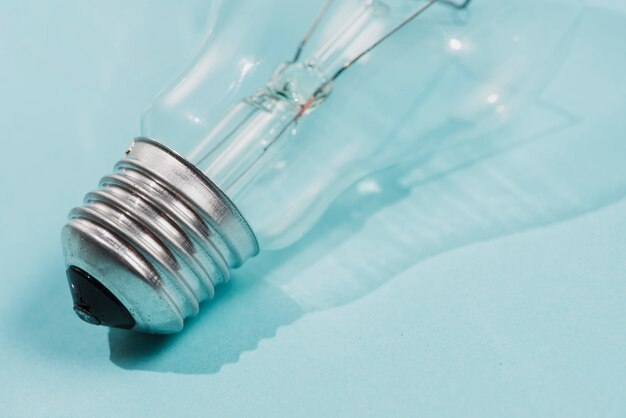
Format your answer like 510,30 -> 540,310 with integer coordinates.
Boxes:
62,0 -> 583,332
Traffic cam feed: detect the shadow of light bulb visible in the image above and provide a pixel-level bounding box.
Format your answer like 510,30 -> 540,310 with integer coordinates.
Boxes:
108,3 -> 626,373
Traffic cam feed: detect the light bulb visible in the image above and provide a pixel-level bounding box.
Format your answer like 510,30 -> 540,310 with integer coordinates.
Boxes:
62,0 -> 582,333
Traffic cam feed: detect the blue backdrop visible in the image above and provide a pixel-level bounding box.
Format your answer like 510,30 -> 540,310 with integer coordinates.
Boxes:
1,0 -> 625,416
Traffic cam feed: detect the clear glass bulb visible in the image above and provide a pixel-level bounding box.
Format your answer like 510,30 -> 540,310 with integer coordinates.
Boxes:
142,0 -> 582,249
63,0 -> 584,333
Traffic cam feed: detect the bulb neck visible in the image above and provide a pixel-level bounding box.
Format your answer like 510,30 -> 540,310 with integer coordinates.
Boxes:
62,138 -> 258,333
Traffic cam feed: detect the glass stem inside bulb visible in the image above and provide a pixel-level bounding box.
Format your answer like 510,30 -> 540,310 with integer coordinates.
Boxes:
187,0 -> 390,197
187,93 -> 299,197
183,0 -> 400,198
186,60 -> 333,197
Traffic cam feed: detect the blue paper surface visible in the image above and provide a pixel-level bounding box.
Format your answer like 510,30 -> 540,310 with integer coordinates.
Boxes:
1,1 -> 625,416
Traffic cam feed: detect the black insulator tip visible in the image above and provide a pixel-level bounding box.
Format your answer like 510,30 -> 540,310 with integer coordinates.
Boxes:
66,266 -> 135,329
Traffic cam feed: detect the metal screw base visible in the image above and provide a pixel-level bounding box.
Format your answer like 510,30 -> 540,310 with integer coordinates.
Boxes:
61,138 -> 258,333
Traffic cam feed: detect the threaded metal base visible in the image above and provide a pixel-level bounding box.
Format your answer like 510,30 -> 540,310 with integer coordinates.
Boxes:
61,138 -> 259,333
